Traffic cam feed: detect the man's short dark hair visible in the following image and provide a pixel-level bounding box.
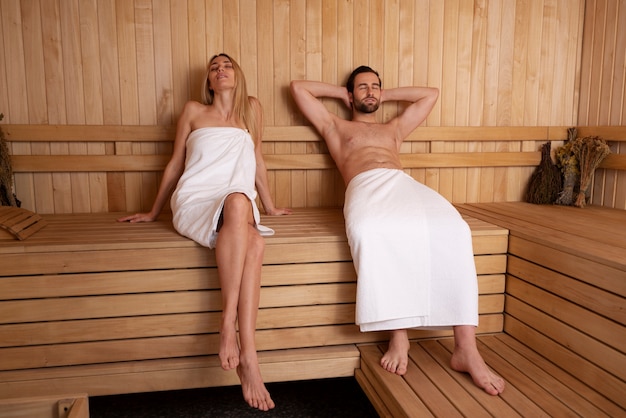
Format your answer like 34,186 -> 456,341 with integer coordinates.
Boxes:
346,66 -> 381,93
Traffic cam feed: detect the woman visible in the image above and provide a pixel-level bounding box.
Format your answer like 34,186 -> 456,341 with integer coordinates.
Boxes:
119,53 -> 290,411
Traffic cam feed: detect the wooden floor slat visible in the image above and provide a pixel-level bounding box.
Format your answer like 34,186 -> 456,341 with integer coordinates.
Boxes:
408,342 -> 493,418
480,336 -> 614,417
357,334 -> 623,417
492,335 -> 625,417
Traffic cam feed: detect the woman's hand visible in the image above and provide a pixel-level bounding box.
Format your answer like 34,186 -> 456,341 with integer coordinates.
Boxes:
117,212 -> 157,223
265,207 -> 292,216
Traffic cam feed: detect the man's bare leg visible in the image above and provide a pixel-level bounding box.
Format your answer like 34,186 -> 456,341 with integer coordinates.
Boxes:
450,325 -> 505,395
380,329 -> 410,375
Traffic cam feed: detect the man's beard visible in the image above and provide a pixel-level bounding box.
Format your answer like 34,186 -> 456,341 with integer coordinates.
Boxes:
354,99 -> 379,114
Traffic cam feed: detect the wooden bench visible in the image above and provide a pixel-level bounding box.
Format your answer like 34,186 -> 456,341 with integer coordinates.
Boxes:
0,207 -> 508,401
458,203 -> 626,406
355,202 -> 626,417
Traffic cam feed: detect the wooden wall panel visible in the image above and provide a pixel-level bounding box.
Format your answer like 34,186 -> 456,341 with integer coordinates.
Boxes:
1,0 -> 623,213
578,0 -> 626,210
1,0 -> 587,126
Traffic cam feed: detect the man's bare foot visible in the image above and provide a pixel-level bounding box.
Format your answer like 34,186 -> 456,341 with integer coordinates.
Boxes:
237,352 -> 275,411
380,330 -> 410,375
450,346 -> 505,395
219,322 -> 239,370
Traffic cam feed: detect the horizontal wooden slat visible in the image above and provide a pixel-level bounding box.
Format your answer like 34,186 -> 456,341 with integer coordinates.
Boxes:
400,152 -> 541,168
597,153 -> 626,170
507,256 -> 625,330
0,290 -> 501,332
6,124 -> 626,143
0,345 -> 361,398
0,263 -> 358,300
10,152 -> 544,173
508,236 -> 625,295
573,126 -> 626,141
0,283 -> 358,324
14,152 -> 621,173
504,315 -> 626,411
0,304 -> 354,348
11,155 -> 171,172
505,281 -> 625,380
4,125 -> 176,142
0,291 -> 503,350
0,313 -> 504,372
0,324 -> 373,371
458,203 -> 626,274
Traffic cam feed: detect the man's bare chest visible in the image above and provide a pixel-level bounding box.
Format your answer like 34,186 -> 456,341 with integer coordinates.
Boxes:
341,122 -> 396,147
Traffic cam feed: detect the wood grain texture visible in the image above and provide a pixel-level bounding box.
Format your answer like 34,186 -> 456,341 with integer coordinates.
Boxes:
457,202 -> 626,410
0,207 -> 508,399
0,0 -> 623,211
6,125 -> 626,213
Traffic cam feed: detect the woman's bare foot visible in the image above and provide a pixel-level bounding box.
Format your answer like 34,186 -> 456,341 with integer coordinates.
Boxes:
237,352 -> 275,411
219,322 -> 239,370
450,345 -> 505,395
380,330 -> 410,375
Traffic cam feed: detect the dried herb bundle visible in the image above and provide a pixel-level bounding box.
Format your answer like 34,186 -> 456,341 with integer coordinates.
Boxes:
572,136 -> 610,208
555,128 -> 579,206
526,141 -> 562,204
0,113 -> 20,207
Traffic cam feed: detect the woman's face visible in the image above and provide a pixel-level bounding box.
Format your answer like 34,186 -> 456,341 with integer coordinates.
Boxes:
208,55 -> 236,92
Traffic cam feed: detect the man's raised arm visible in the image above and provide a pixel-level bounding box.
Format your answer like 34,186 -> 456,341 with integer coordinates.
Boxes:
290,80 -> 349,139
381,86 -> 439,140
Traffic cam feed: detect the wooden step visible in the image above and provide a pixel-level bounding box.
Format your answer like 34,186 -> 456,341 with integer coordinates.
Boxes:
0,345 -> 360,399
356,335 -> 623,417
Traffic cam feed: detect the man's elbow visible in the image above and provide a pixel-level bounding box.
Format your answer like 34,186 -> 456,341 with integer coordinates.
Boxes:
289,80 -> 301,95
290,80 -> 310,107
425,87 -> 439,105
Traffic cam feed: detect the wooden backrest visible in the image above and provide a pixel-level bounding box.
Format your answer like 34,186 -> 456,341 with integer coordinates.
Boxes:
4,125 -> 625,214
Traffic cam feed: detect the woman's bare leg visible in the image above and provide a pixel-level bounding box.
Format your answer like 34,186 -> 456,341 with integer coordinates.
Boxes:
215,193 -> 274,410
215,194 -> 249,371
450,325 -> 505,395
236,224 -> 274,411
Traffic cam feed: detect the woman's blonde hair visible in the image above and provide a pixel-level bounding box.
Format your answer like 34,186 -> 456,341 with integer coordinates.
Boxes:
201,53 -> 259,142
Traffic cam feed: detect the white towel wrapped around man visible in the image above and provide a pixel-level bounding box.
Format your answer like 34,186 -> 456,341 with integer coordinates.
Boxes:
344,168 -> 478,332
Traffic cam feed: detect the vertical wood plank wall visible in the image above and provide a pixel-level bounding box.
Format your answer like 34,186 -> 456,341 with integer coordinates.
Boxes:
578,0 -> 626,209
0,0 -> 624,213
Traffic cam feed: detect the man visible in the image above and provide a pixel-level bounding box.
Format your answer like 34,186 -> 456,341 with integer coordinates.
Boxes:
290,66 -> 505,395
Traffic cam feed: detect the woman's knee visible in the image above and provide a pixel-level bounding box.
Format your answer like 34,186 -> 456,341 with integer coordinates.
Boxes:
222,194 -> 254,225
223,193 -> 250,213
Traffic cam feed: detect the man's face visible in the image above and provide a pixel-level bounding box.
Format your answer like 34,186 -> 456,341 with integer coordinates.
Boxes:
350,72 -> 381,114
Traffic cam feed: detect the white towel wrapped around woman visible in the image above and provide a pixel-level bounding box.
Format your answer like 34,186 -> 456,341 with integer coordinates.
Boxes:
171,127 -> 273,248
343,168 -> 478,332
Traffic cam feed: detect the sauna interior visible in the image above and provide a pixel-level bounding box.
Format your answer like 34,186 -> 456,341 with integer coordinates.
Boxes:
0,1 -> 625,417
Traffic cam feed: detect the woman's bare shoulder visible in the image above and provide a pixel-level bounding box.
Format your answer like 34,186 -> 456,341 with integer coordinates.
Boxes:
183,100 -> 206,112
